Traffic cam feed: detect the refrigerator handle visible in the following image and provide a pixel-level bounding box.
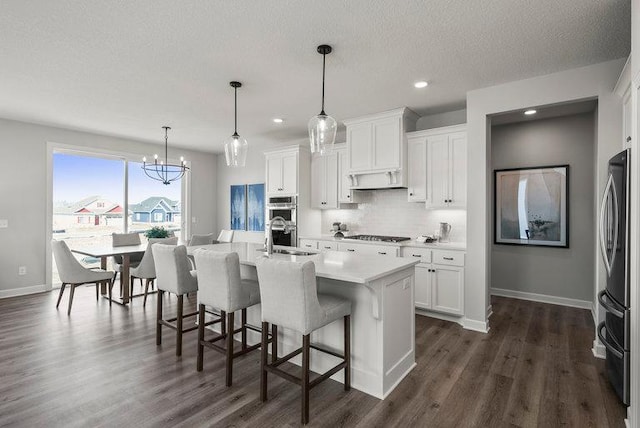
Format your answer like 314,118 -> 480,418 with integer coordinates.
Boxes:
610,175 -> 619,271
599,174 -> 614,276
597,289 -> 625,318
597,321 -> 624,359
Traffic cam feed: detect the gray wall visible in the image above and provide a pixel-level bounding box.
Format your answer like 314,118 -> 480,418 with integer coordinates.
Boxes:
0,118 -> 217,295
491,113 -> 596,302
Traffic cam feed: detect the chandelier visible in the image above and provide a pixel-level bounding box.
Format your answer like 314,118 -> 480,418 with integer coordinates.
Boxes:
142,126 -> 189,185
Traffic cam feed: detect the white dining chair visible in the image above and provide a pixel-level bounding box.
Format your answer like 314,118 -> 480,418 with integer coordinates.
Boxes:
188,233 -> 217,246
111,232 -> 143,295
52,240 -> 115,315
130,237 -> 178,306
217,230 -> 234,243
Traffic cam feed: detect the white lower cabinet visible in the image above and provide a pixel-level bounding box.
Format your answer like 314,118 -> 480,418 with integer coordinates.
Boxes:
337,242 -> 399,257
317,241 -> 338,251
414,265 -> 432,309
299,239 -> 318,250
430,265 -> 464,315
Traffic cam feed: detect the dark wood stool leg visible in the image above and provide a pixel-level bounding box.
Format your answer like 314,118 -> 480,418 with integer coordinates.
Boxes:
176,294 -> 184,357
56,283 -> 66,308
197,304 -> 205,372
156,290 -> 163,346
67,284 -> 76,315
95,282 -> 99,301
226,311 -> 235,386
108,279 -> 113,306
344,315 -> 351,391
241,308 -> 247,351
302,334 -> 310,425
221,310 -> 226,335
260,322 -> 269,402
143,279 -> 151,307
272,324 -> 278,363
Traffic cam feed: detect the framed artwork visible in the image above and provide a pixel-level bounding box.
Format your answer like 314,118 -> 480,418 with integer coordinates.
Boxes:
494,165 -> 569,248
230,184 -> 246,231
247,183 -> 265,232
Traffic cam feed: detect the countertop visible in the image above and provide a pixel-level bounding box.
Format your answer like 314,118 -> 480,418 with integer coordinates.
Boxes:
298,235 -> 466,251
187,242 -> 420,284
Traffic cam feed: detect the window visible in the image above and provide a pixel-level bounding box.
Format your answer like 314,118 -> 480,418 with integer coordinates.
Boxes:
153,212 -> 164,222
96,202 -> 105,208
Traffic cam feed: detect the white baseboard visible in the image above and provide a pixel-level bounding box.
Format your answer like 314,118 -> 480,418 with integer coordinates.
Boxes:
487,304 -> 494,319
415,308 -> 464,325
592,339 -> 606,359
0,284 -> 48,299
491,287 -> 592,310
462,317 -> 490,333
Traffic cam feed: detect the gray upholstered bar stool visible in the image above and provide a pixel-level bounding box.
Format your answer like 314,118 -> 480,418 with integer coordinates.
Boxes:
255,258 -> 351,425
193,249 -> 267,386
152,244 -> 199,356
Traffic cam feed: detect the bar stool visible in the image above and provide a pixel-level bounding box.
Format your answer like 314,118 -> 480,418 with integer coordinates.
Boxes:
255,257 -> 351,425
151,244 -> 199,357
193,249 -> 268,386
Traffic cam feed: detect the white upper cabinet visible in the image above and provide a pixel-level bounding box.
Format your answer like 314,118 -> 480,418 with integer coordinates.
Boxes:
406,124 -> 467,209
344,108 -> 418,189
311,152 -> 338,209
407,136 -> 427,202
614,56 -> 632,149
265,148 -> 299,195
336,144 -> 358,204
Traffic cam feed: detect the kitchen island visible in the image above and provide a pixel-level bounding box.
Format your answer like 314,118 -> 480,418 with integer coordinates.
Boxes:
187,242 -> 419,399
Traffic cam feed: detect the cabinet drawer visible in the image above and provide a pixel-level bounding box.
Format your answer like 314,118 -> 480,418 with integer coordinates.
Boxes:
337,242 -> 398,257
432,250 -> 464,267
317,241 -> 338,251
299,239 -> 318,250
401,247 -> 432,264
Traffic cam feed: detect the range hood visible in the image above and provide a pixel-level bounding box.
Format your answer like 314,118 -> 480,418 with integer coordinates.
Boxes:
348,168 -> 407,190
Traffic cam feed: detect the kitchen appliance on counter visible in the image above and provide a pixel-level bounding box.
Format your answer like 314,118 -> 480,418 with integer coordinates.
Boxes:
597,148 -> 630,406
331,222 -> 349,238
438,223 -> 452,243
344,235 -> 411,243
266,196 -> 297,247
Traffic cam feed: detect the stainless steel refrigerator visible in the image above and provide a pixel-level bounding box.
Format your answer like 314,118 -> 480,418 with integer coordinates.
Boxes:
597,148 -> 631,406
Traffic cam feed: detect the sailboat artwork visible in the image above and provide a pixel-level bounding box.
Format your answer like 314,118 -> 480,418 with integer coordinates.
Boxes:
494,165 -> 569,247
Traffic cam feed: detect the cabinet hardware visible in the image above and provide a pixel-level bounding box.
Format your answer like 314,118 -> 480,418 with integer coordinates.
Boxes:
346,249 -> 355,252
627,136 -> 632,142
324,246 -> 331,249
378,252 -> 387,255
409,192 -> 413,196
412,254 -> 421,258
347,195 -> 350,198
443,257 -> 454,260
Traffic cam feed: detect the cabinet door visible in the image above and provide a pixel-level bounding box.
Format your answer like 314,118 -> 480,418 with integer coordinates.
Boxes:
280,152 -> 298,195
299,239 -> 318,250
311,155 -> 325,208
448,132 -> 467,208
348,123 -> 372,172
431,266 -> 463,315
318,241 -> 338,251
623,90 -> 632,148
324,152 -> 339,209
337,147 -> 353,203
415,265 -> 432,310
426,135 -> 449,208
407,137 -> 427,202
372,116 -> 401,169
266,156 -> 283,194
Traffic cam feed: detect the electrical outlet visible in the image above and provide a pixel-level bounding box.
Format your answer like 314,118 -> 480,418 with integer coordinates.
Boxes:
0,219 -> 8,228
18,266 -> 26,276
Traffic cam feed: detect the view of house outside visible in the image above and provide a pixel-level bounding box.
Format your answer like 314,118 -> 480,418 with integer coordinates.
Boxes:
52,153 -> 182,286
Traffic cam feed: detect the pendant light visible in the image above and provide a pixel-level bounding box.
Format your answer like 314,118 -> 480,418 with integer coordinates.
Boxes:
308,44 -> 337,155
224,81 -> 248,167
142,126 -> 189,185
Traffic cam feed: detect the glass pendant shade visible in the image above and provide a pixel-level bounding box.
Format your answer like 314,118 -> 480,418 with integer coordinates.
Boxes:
224,133 -> 248,167
308,113 -> 337,155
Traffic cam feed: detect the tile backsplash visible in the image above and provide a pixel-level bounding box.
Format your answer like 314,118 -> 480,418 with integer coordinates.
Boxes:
320,189 -> 466,242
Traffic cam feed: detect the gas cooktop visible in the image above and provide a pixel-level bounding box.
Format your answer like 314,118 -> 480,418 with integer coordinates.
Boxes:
344,235 -> 411,243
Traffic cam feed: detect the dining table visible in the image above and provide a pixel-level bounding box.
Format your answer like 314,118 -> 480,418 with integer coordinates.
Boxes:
71,243 -> 148,305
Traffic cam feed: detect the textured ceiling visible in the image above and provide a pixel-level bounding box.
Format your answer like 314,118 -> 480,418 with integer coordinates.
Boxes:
0,0 -> 630,153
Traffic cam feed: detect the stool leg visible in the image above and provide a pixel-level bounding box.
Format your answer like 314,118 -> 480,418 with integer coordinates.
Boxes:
176,294 -> 184,357
260,322 -> 269,402
67,284 -> 76,315
302,334 -> 310,425
197,304 -> 205,372
221,310 -> 227,336
344,315 -> 351,391
143,279 -> 151,307
272,324 -> 278,363
95,282 -> 99,301
226,311 -> 235,386
241,308 -> 247,351
108,279 -> 113,306
156,290 -> 163,346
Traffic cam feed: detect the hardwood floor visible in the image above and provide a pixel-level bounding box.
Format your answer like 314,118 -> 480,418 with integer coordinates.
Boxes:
0,289 -> 626,427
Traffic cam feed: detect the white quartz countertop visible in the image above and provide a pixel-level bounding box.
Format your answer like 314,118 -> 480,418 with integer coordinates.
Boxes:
298,235 -> 466,251
187,242 -> 420,284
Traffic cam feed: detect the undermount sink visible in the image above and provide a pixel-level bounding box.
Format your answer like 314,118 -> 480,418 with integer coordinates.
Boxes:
257,248 -> 317,256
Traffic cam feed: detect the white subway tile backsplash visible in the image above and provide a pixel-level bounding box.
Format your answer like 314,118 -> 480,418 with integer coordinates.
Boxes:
321,189 -> 466,242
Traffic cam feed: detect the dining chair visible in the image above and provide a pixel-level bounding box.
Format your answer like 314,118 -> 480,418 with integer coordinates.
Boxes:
111,232 -> 144,295
130,237 -> 178,307
51,240 -> 115,315
152,244 -> 199,356
188,233 -> 217,246
217,230 -> 234,243
193,249 -> 265,386
255,257 -> 351,425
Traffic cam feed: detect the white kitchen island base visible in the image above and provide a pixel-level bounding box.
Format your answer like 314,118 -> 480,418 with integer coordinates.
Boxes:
188,243 -> 418,400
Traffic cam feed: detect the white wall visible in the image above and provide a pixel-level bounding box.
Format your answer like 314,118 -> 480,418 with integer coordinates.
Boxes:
0,118 -> 217,295
466,59 -> 625,332
416,109 -> 466,131
491,113 -> 596,302
320,189 -> 466,241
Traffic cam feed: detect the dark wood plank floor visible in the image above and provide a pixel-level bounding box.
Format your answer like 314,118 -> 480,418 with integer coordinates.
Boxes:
0,289 -> 626,427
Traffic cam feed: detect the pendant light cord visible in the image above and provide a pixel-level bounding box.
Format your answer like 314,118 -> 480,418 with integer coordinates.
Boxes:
164,127 -> 169,175
320,52 -> 326,115
234,86 -> 239,136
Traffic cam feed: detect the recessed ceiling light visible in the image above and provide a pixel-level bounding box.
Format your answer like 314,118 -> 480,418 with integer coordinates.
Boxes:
414,81 -> 429,89
524,109 -> 537,115
273,118 -> 284,123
